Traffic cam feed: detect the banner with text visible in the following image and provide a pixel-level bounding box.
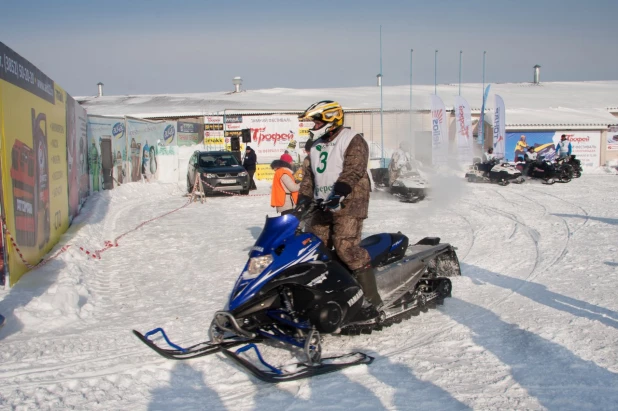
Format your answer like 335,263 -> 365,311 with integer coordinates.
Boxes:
493,95 -> 506,159
430,95 -> 448,167
453,96 -> 473,165
0,41 -> 70,285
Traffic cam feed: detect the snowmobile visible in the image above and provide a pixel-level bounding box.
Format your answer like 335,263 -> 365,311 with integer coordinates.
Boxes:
133,202 -> 460,383
517,159 -> 572,184
557,155 -> 582,178
465,157 -> 524,185
370,167 -> 429,202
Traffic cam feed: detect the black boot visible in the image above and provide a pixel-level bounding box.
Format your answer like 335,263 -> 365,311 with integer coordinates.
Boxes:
354,265 -> 382,307
353,265 -> 383,322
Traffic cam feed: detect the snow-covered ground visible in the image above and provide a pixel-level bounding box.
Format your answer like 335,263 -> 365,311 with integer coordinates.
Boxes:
0,174 -> 617,410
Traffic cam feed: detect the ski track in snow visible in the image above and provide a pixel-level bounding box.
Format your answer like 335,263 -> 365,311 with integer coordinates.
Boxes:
0,176 -> 617,410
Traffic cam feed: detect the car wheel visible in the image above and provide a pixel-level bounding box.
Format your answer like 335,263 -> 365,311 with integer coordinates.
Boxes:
240,189 -> 249,195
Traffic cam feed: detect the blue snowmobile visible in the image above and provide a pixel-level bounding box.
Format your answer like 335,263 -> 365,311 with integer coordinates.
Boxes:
133,203 -> 461,382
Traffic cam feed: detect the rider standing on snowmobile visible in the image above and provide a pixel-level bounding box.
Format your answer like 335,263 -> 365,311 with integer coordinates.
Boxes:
555,134 -> 572,159
483,147 -> 496,163
388,141 -> 412,186
297,100 -> 382,320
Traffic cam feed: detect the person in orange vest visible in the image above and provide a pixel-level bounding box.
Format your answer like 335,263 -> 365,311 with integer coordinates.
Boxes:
270,159 -> 299,215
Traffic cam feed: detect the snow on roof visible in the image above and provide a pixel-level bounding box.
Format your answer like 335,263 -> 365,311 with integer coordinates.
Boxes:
77,81 -> 618,127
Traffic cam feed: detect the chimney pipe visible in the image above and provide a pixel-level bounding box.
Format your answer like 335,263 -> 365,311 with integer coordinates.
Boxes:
376,74 -> 382,87
97,82 -> 104,97
232,77 -> 242,93
533,65 -> 541,85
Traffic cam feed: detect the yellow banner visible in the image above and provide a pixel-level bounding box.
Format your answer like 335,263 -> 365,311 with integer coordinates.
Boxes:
0,80 -> 69,285
255,164 -> 274,181
204,137 -> 224,144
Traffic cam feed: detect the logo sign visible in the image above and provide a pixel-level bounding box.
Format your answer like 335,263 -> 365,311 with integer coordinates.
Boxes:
177,122 -> 198,133
163,124 -> 176,145
225,115 -> 243,123
205,116 -> 224,124
112,122 -> 125,139
252,128 -> 294,146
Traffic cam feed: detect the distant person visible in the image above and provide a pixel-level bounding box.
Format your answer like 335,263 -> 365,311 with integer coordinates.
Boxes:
293,139 -> 313,183
280,150 -> 294,165
515,135 -> 528,160
270,159 -> 299,215
388,141 -> 412,186
242,146 -> 257,190
555,134 -> 572,159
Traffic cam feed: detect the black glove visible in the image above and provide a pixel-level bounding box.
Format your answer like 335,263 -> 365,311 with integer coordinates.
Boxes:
293,194 -> 313,216
319,182 -> 351,213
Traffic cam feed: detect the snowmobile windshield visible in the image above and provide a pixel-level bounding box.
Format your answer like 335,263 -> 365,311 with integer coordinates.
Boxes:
251,214 -> 300,258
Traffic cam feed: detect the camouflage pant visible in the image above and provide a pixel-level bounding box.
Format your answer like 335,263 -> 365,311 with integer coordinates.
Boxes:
308,213 -> 371,271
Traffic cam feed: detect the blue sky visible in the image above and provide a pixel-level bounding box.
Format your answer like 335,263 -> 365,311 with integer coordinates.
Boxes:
1,0 -> 616,97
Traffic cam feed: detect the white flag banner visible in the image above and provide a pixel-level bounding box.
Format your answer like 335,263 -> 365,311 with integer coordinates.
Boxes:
430,95 -> 449,167
454,96 -> 473,165
493,95 -> 506,159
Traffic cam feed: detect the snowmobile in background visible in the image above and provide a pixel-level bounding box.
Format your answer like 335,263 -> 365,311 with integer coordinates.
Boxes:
134,203 -> 461,383
465,157 -> 524,185
557,155 -> 582,178
516,159 -> 573,184
370,168 -> 429,203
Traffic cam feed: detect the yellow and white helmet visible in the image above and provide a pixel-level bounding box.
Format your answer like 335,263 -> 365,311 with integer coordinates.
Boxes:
299,100 -> 344,139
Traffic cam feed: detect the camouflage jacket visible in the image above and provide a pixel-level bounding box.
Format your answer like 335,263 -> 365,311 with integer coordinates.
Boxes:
299,128 -> 370,218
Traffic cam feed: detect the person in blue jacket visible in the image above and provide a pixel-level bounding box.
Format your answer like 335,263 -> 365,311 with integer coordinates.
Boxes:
555,134 -> 572,158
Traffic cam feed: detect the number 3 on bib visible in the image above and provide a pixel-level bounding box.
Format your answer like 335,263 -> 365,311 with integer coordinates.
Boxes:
316,152 -> 328,173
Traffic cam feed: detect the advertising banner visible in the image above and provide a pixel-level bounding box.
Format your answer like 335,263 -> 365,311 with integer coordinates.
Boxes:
506,131 -> 600,170
87,116 -> 126,192
554,131 -> 600,170
66,95 -> 89,221
430,95 -> 448,167
479,85 -> 491,146
221,115 -> 302,164
177,121 -> 201,146
453,96 -> 473,165
0,42 -> 69,285
493,95 -> 506,159
125,118 -> 178,183
607,126 -> 618,151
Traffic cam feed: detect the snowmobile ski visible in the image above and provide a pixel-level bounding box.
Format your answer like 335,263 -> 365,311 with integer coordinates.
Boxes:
221,343 -> 374,383
132,329 -> 258,360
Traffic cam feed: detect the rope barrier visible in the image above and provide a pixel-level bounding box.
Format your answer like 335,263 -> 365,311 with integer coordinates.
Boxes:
1,178 -> 271,270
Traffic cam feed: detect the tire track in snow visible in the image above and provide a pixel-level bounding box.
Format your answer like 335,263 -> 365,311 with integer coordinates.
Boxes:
380,186 -> 574,358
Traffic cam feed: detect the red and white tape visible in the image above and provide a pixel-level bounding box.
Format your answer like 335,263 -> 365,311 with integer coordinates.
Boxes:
201,180 -> 269,197
1,200 -> 192,269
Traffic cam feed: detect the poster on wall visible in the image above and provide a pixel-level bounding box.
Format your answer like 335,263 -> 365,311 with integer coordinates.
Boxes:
506,131 -> 600,170
126,119 -> 178,183
177,121 -> 201,146
86,116 -> 126,192
0,41 -> 70,285
608,126 -> 618,151
66,95 -> 89,221
226,115 -> 301,164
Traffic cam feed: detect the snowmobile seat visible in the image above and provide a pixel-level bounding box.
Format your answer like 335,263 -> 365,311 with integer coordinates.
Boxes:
360,233 -> 409,267
416,237 -> 440,246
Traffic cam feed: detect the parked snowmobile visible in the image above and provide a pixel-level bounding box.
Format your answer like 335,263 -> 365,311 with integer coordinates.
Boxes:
370,167 -> 428,202
557,155 -> 582,178
465,157 -> 524,185
133,203 -> 460,383
517,159 -> 572,184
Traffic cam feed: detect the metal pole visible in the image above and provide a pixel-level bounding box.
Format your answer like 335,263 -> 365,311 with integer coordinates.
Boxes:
459,50 -> 462,96
434,50 -> 438,95
380,25 -> 384,167
482,51 -> 486,94
410,48 -> 413,140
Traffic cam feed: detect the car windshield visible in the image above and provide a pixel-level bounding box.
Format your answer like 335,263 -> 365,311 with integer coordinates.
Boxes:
199,154 -> 239,168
